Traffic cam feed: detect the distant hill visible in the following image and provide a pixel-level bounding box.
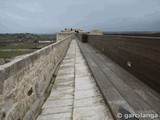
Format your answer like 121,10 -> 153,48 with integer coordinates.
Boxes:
0,33 -> 56,46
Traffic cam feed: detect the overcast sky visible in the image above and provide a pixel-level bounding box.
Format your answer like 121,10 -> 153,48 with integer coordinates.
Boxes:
0,0 -> 160,33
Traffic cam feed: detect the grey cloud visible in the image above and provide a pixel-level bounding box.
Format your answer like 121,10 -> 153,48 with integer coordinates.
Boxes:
0,0 -> 160,33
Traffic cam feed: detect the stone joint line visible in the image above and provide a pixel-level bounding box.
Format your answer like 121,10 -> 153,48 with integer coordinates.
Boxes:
37,40 -> 113,120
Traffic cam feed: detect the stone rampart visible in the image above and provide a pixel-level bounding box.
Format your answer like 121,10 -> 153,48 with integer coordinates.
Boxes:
0,36 -> 72,120
57,32 -> 76,41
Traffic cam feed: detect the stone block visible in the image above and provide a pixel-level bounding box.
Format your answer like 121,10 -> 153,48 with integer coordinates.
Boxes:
0,36 -> 72,119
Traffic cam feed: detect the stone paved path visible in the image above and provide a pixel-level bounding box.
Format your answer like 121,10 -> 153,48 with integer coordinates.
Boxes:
37,40 -> 113,120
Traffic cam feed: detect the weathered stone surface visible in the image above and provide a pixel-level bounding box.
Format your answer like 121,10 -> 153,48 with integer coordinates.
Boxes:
0,59 -> 5,65
0,35 -> 72,120
37,40 -> 113,120
37,40 -> 76,120
57,32 -> 76,41
73,41 -> 113,120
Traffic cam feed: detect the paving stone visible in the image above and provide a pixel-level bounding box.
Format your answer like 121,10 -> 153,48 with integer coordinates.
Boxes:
37,112 -> 72,120
42,99 -> 73,108
40,106 -> 72,115
74,97 -> 105,107
74,89 -> 101,100
75,83 -> 97,91
73,105 -> 112,120
37,40 -> 113,120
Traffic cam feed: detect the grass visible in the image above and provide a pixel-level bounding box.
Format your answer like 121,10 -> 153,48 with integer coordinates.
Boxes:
0,34 -> 56,63
0,43 -> 50,49
0,51 -> 32,59
0,43 -> 51,59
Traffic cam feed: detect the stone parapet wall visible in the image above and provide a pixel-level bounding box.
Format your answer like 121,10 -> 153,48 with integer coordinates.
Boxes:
0,36 -> 72,120
57,32 -> 76,41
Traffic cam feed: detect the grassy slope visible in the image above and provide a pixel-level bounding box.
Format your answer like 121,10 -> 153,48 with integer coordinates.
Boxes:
0,34 -> 56,59
0,43 -> 50,49
0,51 -> 32,59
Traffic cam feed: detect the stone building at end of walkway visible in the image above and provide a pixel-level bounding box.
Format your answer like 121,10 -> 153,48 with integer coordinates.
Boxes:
89,29 -> 103,35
